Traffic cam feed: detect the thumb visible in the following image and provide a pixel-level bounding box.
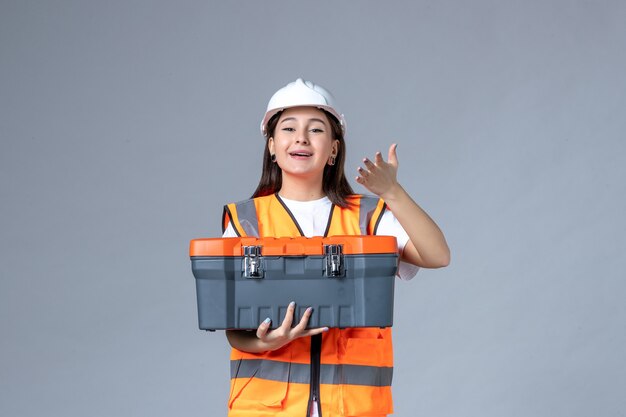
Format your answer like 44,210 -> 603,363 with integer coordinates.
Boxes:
256,317 -> 271,339
388,143 -> 399,168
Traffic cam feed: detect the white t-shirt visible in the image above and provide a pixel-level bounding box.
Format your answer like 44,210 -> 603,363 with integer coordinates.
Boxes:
223,196 -> 419,280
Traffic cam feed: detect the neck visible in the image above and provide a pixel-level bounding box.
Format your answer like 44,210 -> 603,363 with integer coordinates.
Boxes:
279,173 -> 325,201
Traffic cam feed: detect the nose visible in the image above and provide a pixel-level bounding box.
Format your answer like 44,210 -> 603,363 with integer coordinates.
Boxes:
295,130 -> 309,144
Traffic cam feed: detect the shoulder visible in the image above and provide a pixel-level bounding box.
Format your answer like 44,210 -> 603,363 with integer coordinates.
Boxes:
343,194 -> 386,213
342,194 -> 382,207
345,194 -> 383,203
225,194 -> 274,208
333,195 -> 385,217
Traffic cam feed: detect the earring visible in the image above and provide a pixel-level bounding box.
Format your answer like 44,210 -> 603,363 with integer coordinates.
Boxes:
271,154 -> 277,163
328,155 -> 336,166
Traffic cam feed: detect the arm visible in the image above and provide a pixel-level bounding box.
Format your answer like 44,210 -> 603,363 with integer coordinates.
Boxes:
225,302 -> 328,353
356,144 -> 450,269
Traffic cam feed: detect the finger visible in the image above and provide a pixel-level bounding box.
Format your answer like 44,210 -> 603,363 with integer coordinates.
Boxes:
388,143 -> 398,168
300,327 -> 329,338
256,317 -> 271,339
363,157 -> 376,169
293,307 -> 313,332
374,151 -> 384,165
357,166 -> 369,177
280,301 -> 296,329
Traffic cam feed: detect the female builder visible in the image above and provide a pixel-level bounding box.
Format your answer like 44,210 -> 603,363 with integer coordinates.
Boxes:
222,78 -> 450,417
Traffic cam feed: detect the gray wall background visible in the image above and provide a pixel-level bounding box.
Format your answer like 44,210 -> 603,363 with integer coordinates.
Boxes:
1,1 -> 625,416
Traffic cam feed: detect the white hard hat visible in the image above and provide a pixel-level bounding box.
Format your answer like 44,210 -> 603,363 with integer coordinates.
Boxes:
260,78 -> 346,136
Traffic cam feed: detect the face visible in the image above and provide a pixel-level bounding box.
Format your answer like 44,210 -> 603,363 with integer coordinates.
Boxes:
268,106 -> 339,180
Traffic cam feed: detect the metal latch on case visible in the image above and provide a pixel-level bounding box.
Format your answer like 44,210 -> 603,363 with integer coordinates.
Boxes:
243,245 -> 264,278
324,244 -> 344,277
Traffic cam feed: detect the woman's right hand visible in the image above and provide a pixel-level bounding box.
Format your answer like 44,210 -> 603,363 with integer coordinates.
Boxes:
255,301 -> 328,351
226,302 -> 328,353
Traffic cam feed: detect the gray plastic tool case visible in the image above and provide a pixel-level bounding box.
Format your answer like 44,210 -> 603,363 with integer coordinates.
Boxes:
190,236 -> 397,330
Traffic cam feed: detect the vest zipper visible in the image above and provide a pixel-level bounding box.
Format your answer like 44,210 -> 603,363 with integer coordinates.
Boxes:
306,333 -> 323,417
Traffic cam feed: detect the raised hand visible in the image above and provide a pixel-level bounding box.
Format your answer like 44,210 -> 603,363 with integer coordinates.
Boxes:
356,143 -> 400,199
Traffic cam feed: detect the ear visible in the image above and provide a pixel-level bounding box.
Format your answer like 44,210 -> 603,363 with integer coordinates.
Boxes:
331,139 -> 339,157
268,137 -> 275,154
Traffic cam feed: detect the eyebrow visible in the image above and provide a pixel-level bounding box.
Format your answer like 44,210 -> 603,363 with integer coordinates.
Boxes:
279,117 -> 328,126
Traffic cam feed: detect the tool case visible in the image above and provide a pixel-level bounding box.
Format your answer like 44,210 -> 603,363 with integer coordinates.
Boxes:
190,235 -> 398,331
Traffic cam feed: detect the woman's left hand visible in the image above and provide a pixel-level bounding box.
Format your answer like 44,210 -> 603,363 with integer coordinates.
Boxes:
356,143 -> 400,199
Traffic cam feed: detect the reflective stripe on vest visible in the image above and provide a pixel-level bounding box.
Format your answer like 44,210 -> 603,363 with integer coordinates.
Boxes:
359,195 -> 386,235
231,359 -> 393,387
223,199 -> 260,237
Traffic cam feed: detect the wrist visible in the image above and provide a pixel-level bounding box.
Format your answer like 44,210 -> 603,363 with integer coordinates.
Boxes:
379,183 -> 405,203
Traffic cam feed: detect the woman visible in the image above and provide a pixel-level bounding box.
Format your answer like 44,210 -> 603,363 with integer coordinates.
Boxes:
222,78 -> 449,417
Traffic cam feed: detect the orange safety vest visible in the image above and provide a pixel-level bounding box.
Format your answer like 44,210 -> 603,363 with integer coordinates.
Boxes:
223,193 -> 395,417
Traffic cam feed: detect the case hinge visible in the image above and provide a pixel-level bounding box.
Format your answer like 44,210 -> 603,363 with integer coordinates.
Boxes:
242,245 -> 264,278
324,244 -> 344,277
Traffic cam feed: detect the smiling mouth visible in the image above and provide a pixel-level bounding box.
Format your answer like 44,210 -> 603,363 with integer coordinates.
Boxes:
289,152 -> 312,157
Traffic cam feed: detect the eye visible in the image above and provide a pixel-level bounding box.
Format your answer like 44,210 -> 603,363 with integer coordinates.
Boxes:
281,127 -> 295,132
310,128 -> 324,133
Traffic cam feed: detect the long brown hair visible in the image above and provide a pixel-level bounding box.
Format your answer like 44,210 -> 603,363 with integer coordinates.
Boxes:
251,109 -> 355,207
